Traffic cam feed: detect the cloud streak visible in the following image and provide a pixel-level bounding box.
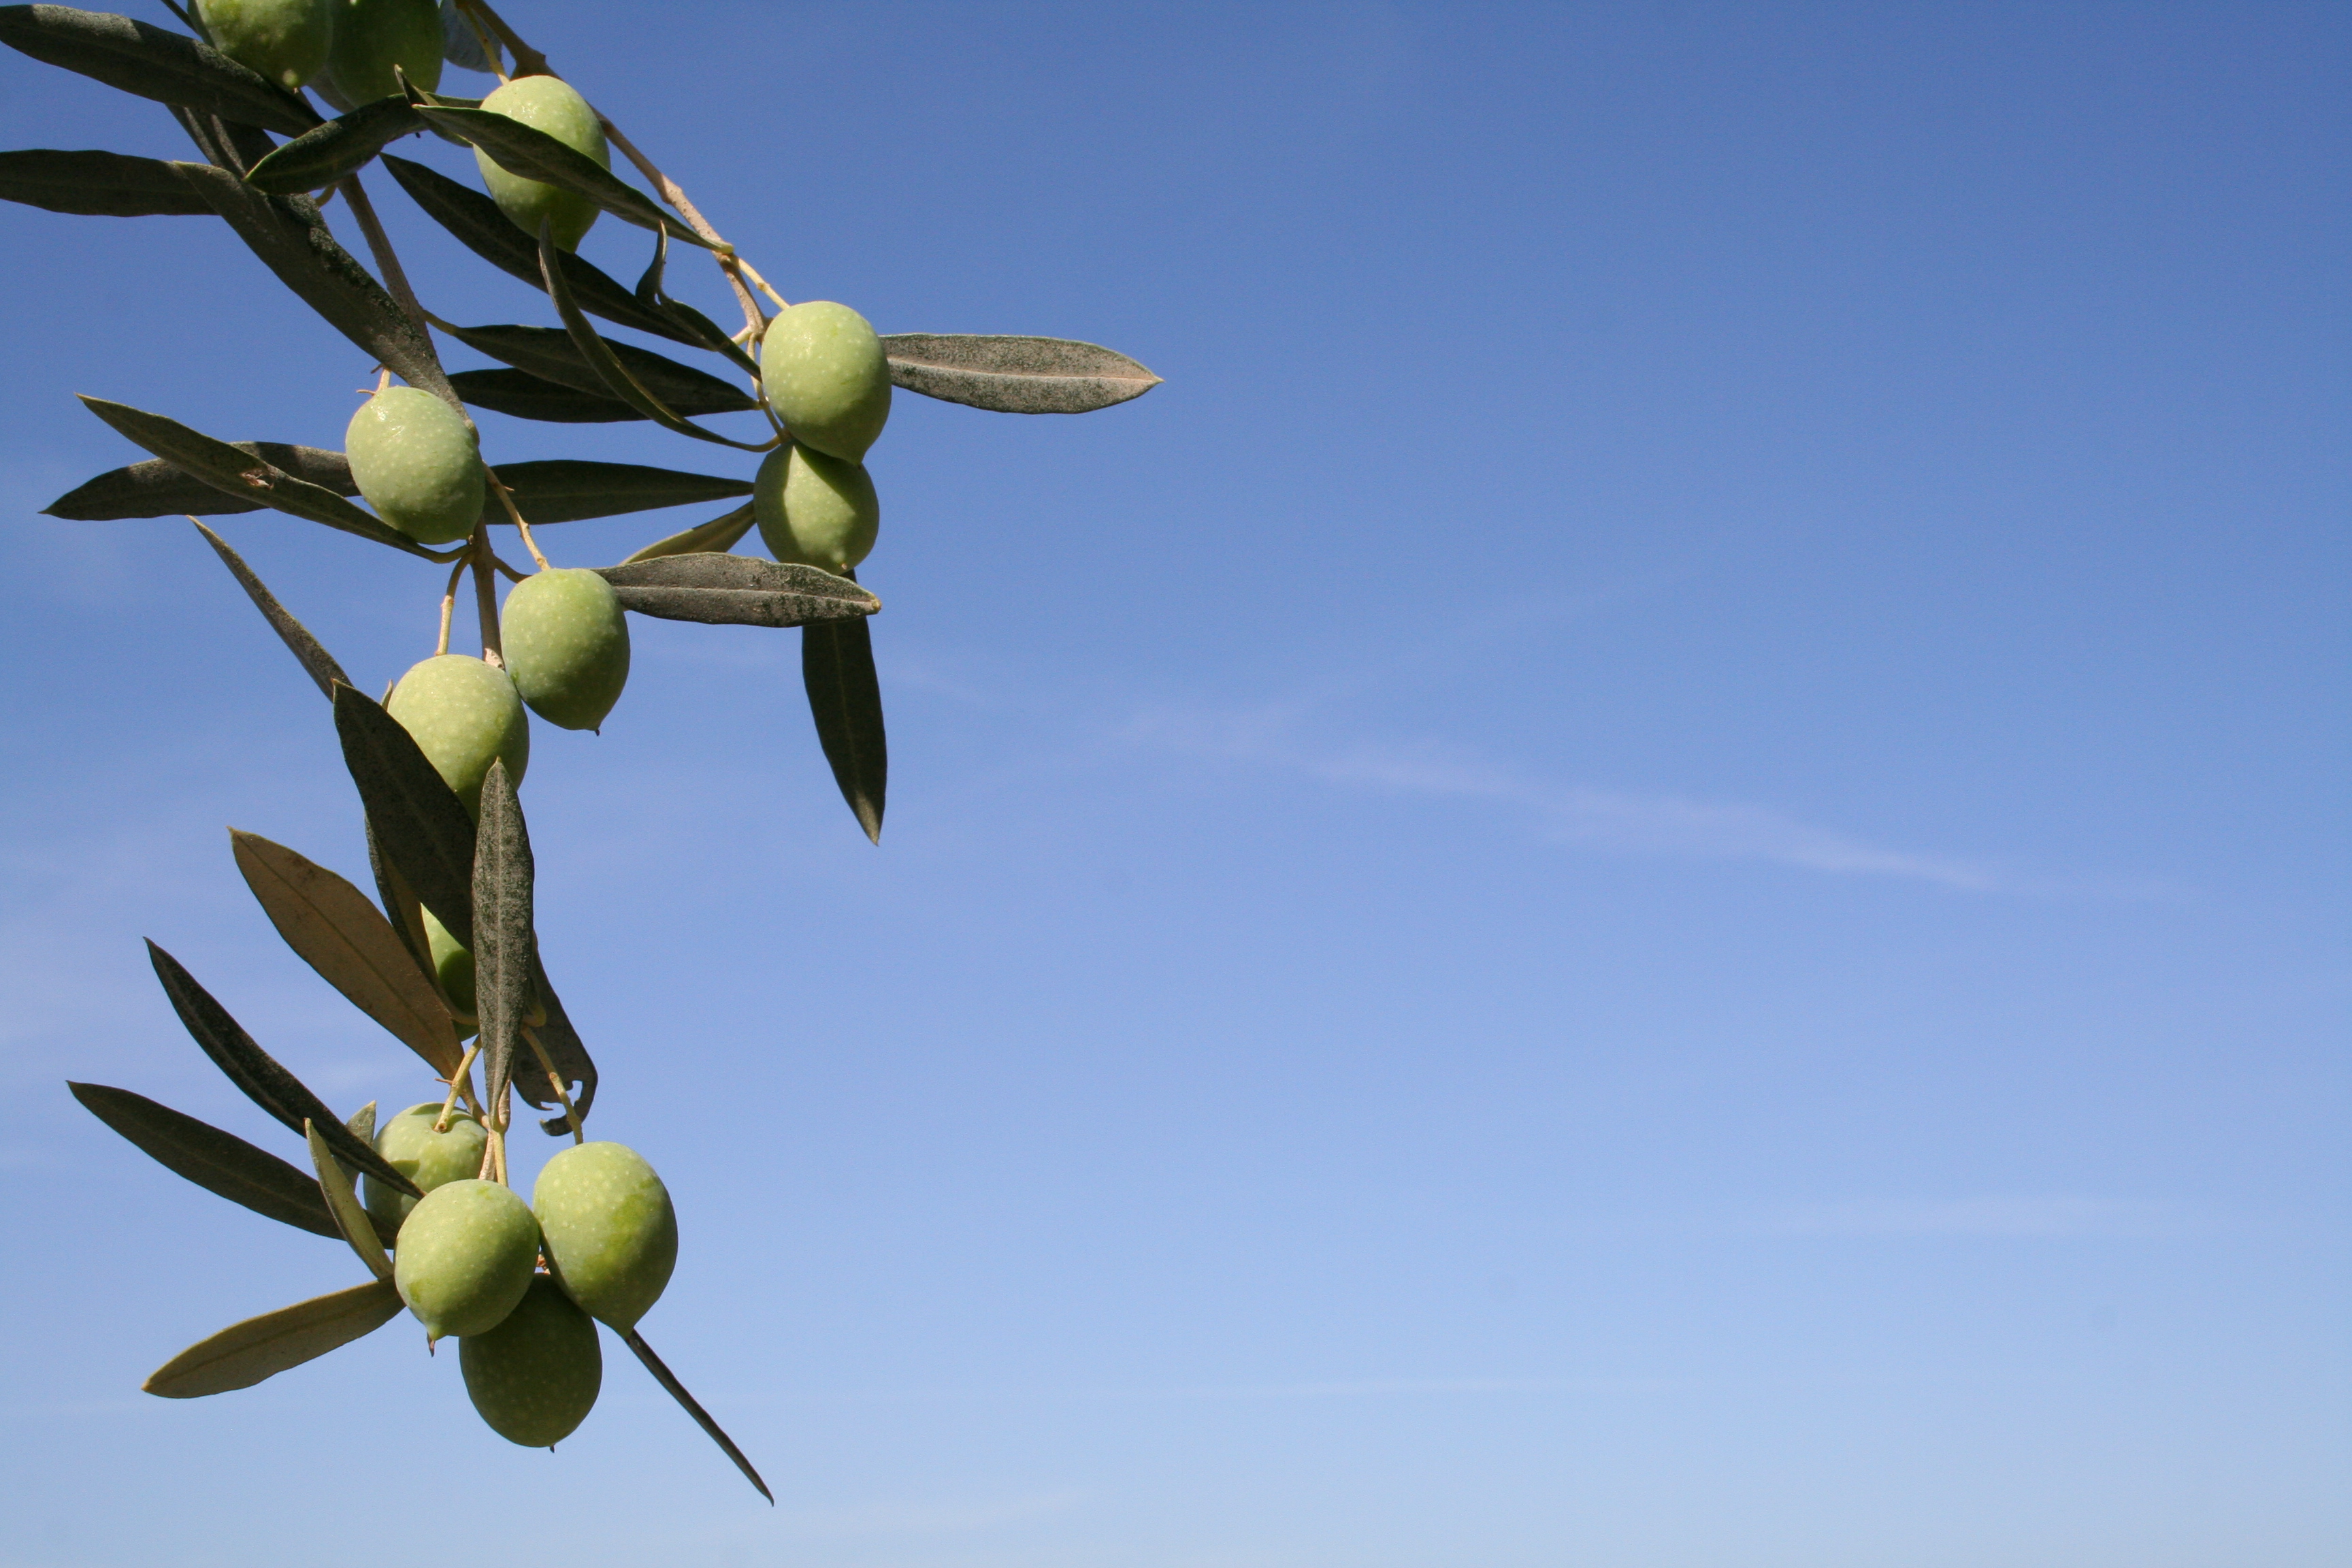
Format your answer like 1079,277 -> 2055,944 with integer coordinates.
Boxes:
1124,704 -> 2008,892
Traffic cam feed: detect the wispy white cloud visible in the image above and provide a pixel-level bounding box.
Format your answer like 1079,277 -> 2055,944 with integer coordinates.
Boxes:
1761,1195 -> 2204,1239
1124,702 -> 2010,892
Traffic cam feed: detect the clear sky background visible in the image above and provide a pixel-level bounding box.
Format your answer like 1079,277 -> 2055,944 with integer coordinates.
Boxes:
0,3 -> 2344,1565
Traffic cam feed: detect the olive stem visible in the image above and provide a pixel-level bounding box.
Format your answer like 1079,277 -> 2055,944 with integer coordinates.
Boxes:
482,463 -> 551,570
521,1026 -> 584,1143
594,116 -> 768,336
452,0 -> 548,80
470,525 -> 504,667
434,1041 -> 483,1134
338,176 -> 436,352
734,258 -> 790,314
435,546 -> 472,657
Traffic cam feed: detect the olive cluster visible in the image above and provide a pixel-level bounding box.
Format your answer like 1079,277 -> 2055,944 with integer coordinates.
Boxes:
369,1119 -> 674,1446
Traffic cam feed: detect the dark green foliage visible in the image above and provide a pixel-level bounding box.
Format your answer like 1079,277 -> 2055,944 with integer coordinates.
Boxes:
443,323 -> 757,416
622,1328 -> 772,1504
408,95 -> 708,245
244,93 -> 425,192
451,368 -> 638,423
0,147 -> 212,213
0,4 -> 318,134
595,552 -> 880,629
142,941 -> 421,1196
46,440 -> 352,520
803,605 -> 887,843
332,682 -> 478,950
471,757 -> 532,1121
69,1081 -> 354,1240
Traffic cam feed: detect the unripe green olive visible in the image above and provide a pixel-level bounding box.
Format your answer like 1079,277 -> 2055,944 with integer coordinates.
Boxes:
534,1141 -> 676,1332
474,74 -> 607,252
759,301 -> 892,463
345,385 -> 482,544
322,0 -> 442,103
194,0 -> 332,90
460,1274 -> 602,1447
387,654 -> 529,818
755,443 -> 878,574
362,1100 -> 485,1234
392,1178 -> 540,1342
500,568 -> 631,732
421,905 -> 476,1027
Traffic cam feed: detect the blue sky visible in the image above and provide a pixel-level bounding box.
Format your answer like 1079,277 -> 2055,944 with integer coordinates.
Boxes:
0,3 -> 2345,1564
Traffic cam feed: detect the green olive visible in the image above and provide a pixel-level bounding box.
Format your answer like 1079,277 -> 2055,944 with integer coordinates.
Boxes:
321,0 -> 442,103
345,386 -> 482,545
754,442 -> 878,574
534,1141 -> 676,1332
759,301 -> 892,463
461,1274 -> 602,1447
421,904 -> 476,1027
361,1101 -> 485,1234
193,0 -> 333,90
391,1178 -> 540,1342
473,74 -> 608,252
386,653 -> 529,817
500,568 -> 631,732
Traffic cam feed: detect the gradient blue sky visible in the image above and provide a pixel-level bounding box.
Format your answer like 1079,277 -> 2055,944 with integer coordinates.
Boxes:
0,3 -> 2345,1565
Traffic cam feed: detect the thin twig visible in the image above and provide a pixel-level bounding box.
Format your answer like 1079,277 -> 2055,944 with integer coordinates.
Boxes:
471,523 -> 504,666
436,546 -> 470,655
598,116 -> 768,335
455,0 -> 510,83
453,0 -> 547,79
434,1041 -> 483,1134
339,176 -> 432,343
483,463 -> 550,570
521,1027 -> 584,1143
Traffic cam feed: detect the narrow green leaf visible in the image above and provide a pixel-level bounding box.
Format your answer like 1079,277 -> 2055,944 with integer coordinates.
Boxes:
536,220 -> 770,451
168,161 -> 455,410
46,442 -> 353,521
0,5 -> 319,136
144,940 -> 421,1196
442,323 -> 758,417
365,816 -> 434,979
231,829 -> 461,1079
379,153 -> 709,348
802,607 -> 887,843
332,683 -> 476,951
305,1120 -> 391,1281
191,521 -> 351,700
619,503 -> 757,564
69,1081 -> 341,1240
76,396 -> 435,557
344,1100 -> 377,1147
522,947 -> 595,1136
244,95 -> 426,194
144,1279 -> 402,1399
407,99 -> 710,247
621,1328 -> 773,1504
165,101 -> 277,178
472,758 -> 532,1120
881,333 -> 1162,414
595,553 -> 881,629
489,459 -> 754,525
448,368 -> 638,424
0,147 -> 211,214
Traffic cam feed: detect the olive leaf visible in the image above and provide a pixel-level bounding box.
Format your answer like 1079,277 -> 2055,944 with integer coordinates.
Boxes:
449,368 -> 638,424
144,1279 -> 403,1399
230,829 -> 461,1079
881,334 -> 1163,414
344,1100 -> 377,1147
803,608 -> 887,843
165,101 -> 277,178
594,553 -> 882,630
489,459 -> 754,525
192,521 -> 352,700
619,502 -> 757,564
441,325 -> 757,416
69,1081 -> 343,1240
76,397 -> 434,557
167,161 -> 456,410
332,683 -> 477,952
621,1328 -> 773,1504
406,97 -> 712,248
305,1121 -> 392,1282
538,221 -> 770,451
0,147 -> 212,214
244,95 -> 427,194
365,817 -> 435,980
379,153 -> 710,348
440,0 -> 497,74
146,940 -> 423,1197
472,757 -> 532,1122
521,945 -> 595,1135
0,5 -> 319,136
46,442 -> 354,521
632,218 -> 759,376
